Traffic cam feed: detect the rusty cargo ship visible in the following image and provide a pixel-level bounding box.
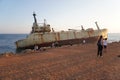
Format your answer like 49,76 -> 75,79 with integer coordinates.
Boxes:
15,13 -> 108,50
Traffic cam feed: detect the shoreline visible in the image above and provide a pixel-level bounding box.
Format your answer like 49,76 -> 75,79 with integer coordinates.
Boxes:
0,41 -> 120,56
0,42 -> 120,79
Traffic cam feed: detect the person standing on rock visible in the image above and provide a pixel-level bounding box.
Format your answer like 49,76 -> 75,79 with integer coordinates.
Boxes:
97,35 -> 103,57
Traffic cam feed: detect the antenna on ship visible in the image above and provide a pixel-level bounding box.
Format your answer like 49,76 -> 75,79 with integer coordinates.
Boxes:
44,19 -> 46,27
95,21 -> 100,30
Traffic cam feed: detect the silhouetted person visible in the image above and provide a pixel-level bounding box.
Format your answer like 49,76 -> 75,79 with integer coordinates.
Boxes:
97,35 -> 103,57
54,42 -> 59,47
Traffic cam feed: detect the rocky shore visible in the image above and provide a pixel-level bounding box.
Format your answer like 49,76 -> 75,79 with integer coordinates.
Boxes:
0,42 -> 120,80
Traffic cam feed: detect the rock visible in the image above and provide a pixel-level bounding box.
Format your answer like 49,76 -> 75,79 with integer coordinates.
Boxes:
3,52 -> 14,57
21,49 -> 35,54
117,55 -> 120,57
40,47 -> 46,51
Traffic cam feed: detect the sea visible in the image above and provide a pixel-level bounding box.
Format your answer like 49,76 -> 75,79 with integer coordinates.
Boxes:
0,33 -> 120,54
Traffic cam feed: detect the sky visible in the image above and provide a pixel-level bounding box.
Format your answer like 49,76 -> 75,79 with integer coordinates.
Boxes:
0,0 -> 120,33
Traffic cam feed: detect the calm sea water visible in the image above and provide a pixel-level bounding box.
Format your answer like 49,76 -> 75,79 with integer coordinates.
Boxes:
0,34 -> 27,54
108,33 -> 120,43
0,33 -> 120,53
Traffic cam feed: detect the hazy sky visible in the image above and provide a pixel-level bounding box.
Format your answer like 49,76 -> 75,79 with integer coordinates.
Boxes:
0,0 -> 120,33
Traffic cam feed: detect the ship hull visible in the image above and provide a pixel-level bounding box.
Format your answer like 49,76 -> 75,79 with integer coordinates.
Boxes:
15,29 -> 108,50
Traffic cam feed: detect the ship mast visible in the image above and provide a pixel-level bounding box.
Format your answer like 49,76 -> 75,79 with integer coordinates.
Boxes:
81,25 -> 85,30
33,12 -> 38,26
31,12 -> 39,33
95,22 -> 100,30
44,19 -> 46,27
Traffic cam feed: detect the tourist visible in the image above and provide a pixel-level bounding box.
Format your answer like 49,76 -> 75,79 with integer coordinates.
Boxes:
34,45 -> 38,51
83,40 -> 86,44
103,38 -> 107,52
97,35 -> 103,57
54,41 -> 59,47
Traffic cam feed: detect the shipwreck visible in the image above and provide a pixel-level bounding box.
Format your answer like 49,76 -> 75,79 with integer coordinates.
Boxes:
15,13 -> 108,50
